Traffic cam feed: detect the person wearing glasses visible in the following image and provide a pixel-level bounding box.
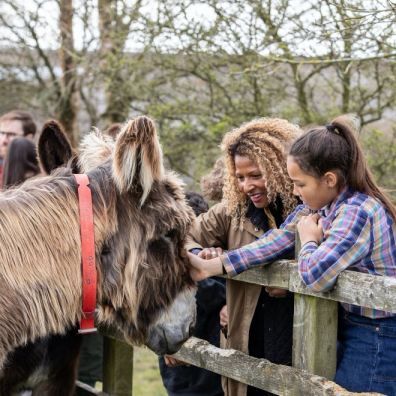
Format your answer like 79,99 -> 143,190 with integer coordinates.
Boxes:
0,110 -> 37,186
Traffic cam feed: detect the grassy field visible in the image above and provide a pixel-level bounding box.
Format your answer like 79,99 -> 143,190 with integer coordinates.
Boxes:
133,347 -> 167,396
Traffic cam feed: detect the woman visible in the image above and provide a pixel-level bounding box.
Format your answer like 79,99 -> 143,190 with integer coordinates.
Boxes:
186,118 -> 301,396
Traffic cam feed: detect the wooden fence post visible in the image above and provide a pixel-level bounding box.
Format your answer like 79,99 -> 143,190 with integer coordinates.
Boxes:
292,235 -> 338,379
102,336 -> 133,396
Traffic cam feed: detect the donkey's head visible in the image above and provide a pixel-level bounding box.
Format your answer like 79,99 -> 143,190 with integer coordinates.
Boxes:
39,117 -> 196,355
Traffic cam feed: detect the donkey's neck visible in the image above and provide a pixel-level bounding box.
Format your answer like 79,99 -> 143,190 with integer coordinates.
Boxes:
0,176 -> 84,368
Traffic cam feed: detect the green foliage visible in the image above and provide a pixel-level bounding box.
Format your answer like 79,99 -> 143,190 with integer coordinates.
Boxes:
361,127 -> 396,200
133,347 -> 166,396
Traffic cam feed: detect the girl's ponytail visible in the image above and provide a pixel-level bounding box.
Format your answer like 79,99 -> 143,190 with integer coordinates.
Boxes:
290,114 -> 396,222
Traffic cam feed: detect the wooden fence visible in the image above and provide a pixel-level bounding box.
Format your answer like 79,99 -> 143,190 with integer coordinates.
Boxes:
78,257 -> 396,395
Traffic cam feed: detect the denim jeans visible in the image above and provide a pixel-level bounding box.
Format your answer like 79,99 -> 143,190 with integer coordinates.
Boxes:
336,310 -> 396,395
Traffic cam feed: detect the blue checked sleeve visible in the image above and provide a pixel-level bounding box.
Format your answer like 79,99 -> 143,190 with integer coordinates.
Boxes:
298,204 -> 370,292
221,205 -> 307,276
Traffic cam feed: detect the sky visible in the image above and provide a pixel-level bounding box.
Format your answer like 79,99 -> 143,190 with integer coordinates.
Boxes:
0,0 -> 394,59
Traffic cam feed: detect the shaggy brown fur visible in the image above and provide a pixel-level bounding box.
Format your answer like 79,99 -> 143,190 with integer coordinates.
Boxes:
0,116 -> 195,370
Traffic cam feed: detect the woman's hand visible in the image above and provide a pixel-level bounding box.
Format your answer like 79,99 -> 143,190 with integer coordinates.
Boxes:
219,304 -> 228,327
198,247 -> 223,259
188,252 -> 223,281
297,213 -> 323,245
265,287 -> 288,298
164,355 -> 189,367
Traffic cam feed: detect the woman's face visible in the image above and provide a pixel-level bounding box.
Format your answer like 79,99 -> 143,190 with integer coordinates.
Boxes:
234,154 -> 268,208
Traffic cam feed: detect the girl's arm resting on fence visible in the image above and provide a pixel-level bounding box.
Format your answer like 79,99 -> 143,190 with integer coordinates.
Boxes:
298,205 -> 370,292
188,206 -> 308,280
220,206 -> 307,276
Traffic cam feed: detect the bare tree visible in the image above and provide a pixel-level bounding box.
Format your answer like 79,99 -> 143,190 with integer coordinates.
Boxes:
98,0 -> 143,125
0,0 -> 80,144
0,0 -> 395,187
59,0 -> 79,145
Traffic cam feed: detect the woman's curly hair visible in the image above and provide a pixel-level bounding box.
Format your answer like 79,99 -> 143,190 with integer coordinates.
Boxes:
221,118 -> 302,224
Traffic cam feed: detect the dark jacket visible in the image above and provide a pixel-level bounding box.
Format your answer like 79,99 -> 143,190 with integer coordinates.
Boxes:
159,277 -> 226,396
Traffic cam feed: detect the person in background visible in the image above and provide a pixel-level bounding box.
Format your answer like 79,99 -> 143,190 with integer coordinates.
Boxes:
189,115 -> 396,395
0,110 -> 37,186
186,118 -> 302,396
2,137 -> 40,189
201,157 -> 225,203
185,191 -> 210,214
159,191 -> 226,396
103,123 -> 122,139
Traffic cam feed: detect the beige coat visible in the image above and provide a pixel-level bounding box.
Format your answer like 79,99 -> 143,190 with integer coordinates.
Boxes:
186,202 -> 264,396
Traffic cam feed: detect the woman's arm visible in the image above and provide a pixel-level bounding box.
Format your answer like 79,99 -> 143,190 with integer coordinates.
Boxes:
185,203 -> 230,251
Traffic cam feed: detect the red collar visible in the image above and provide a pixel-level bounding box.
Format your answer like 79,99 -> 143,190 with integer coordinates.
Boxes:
74,174 -> 97,333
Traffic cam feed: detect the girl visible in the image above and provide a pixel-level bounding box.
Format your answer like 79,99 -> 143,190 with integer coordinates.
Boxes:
188,115 -> 396,395
187,118 -> 301,396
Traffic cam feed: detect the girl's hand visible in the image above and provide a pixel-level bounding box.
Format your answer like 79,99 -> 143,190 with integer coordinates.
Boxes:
198,247 -> 223,259
187,252 -> 223,281
297,213 -> 323,245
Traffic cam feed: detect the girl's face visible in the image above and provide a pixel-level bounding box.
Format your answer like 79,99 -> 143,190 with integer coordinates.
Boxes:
287,156 -> 339,210
234,154 -> 269,208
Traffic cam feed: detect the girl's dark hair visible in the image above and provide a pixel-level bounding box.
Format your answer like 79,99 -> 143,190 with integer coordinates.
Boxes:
2,137 -> 40,189
289,115 -> 396,221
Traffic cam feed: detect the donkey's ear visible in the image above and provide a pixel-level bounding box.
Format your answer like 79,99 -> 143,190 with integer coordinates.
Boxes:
113,116 -> 164,205
38,120 -> 74,174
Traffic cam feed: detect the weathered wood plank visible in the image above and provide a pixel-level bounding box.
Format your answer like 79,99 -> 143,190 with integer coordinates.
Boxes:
230,260 -> 290,288
173,337 -> 382,396
102,336 -> 133,396
292,294 -> 338,379
231,261 -> 396,313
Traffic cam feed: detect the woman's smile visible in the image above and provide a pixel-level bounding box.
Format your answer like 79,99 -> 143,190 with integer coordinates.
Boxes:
249,192 -> 265,204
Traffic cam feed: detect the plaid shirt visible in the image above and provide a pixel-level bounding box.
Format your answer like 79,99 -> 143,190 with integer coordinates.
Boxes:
222,188 -> 396,318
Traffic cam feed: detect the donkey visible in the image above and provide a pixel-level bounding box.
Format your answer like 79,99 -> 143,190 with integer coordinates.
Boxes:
1,122 -> 94,395
0,117 -> 196,388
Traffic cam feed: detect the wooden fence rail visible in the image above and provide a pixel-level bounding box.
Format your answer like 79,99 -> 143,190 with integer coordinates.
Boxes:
81,258 -> 396,395
173,337 -> 382,396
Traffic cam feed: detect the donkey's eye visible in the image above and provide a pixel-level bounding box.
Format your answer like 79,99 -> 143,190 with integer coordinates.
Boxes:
101,244 -> 111,255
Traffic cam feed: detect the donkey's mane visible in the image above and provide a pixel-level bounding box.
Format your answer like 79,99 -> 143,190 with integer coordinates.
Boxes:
0,134 -> 115,344
0,173 -> 81,340
78,130 -> 115,172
